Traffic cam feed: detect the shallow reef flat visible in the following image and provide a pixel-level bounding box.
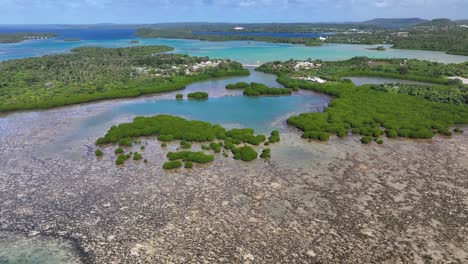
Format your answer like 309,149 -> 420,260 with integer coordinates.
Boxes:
0,103 -> 467,263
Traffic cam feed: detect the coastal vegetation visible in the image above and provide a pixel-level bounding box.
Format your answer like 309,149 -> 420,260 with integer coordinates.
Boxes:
257,59 -> 468,142
232,145 -> 258,162
269,130 -> 280,143
326,20 -> 468,55
0,45 -> 249,112
95,149 -> 103,156
167,151 -> 214,164
257,56 -> 468,80
96,115 -> 281,168
225,82 -> 292,96
176,93 -> 183,99
136,19 -> 468,54
226,82 -> 249,89
0,32 -> 57,43
260,148 -> 271,159
163,160 -> 183,170
136,28 -> 325,46
187,92 -> 209,100
370,83 -> 467,105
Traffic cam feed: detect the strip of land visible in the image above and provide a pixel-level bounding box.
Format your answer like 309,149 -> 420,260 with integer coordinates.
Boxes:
0,45 -> 249,112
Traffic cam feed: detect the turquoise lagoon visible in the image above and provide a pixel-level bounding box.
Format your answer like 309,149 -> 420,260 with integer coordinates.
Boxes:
1,37 -> 468,64
68,68 -> 329,141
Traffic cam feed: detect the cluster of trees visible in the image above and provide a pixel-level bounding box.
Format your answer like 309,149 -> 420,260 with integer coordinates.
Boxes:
135,28 -> 325,47
260,148 -> 271,159
257,59 -> 468,141
326,21 -> 468,55
0,32 -> 57,43
225,128 -> 266,145
226,82 -> 250,89
96,114 -> 282,168
167,151 -> 214,164
0,45 -> 249,112
136,20 -> 468,54
187,92 -> 209,100
232,146 -> 258,161
225,82 -> 292,96
257,57 -> 468,80
96,115 -> 227,144
279,78 -> 468,141
163,160 -> 183,169
370,84 -> 468,105
269,130 -> 280,143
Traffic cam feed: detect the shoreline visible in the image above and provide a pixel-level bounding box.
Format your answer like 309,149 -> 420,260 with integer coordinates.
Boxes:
1,112 -> 467,262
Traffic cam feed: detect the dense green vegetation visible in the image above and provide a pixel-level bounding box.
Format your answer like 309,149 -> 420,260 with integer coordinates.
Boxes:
167,151 -> 214,163
256,59 -> 468,142
0,33 -> 57,43
96,115 -> 282,168
326,19 -> 468,55
225,82 -> 292,96
136,19 -> 468,54
176,93 -> 183,99
180,140 -> 192,149
133,152 -> 143,161
361,136 -> 373,144
97,115 -> 227,144
116,154 -> 131,165
281,78 -> 468,141
260,148 -> 271,159
0,45 -> 249,112
257,56 -> 468,80
232,146 -> 258,162
371,83 -> 468,105
226,82 -> 249,89
187,92 -> 209,99
225,128 -> 266,145
269,130 -> 280,143
114,147 -> 124,154
163,160 -> 183,170
95,149 -> 103,156
136,28 -> 325,46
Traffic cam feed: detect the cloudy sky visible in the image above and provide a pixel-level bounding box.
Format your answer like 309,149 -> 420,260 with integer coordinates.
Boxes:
0,0 -> 467,24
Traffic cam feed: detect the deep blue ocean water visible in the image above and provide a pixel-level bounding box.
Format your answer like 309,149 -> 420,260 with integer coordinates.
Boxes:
0,26 -> 136,40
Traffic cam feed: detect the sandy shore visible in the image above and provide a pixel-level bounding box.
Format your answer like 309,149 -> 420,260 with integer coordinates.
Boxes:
0,100 -> 467,263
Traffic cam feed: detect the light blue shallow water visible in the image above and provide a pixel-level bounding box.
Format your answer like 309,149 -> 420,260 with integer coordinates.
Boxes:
1,35 -> 467,64
82,94 -> 328,134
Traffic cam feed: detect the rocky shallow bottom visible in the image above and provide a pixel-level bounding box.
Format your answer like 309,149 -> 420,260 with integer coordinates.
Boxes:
0,103 -> 467,263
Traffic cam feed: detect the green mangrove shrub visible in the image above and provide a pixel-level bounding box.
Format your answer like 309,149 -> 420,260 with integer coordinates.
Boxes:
95,149 -> 103,156
163,160 -> 183,170
187,92 -> 208,100
167,151 -> 214,164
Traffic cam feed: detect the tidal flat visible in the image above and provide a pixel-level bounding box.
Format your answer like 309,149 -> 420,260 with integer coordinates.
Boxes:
0,95 -> 467,263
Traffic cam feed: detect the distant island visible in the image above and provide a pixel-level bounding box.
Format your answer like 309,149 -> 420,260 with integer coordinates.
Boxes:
0,32 -> 57,43
136,18 -> 468,55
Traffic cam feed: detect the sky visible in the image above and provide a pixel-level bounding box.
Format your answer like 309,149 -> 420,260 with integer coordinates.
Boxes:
0,0 -> 467,24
